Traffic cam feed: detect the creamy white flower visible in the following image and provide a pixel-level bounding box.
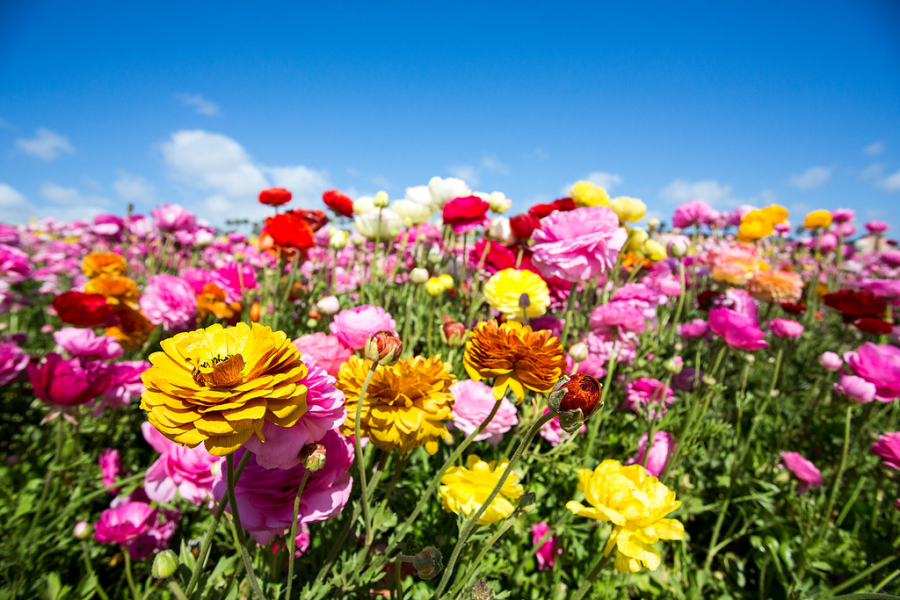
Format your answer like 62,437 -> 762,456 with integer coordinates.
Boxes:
429,176 -> 471,208
316,295 -> 340,315
354,196 -> 376,214
405,185 -> 434,208
488,192 -> 512,214
354,208 -> 402,241
392,199 -> 433,226
487,216 -> 514,245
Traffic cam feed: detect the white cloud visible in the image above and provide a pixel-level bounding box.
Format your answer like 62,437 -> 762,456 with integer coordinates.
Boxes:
448,164 -> 480,187
176,93 -> 220,116
878,170 -> 900,192
113,172 -> 157,204
264,165 -> 329,203
15,128 -> 74,160
860,163 -> 886,180
0,182 -> 111,224
659,179 -> 733,205
0,183 -> 38,223
481,155 -> 509,175
788,166 -> 831,190
40,182 -> 110,207
0,183 -> 27,208
864,141 -> 885,155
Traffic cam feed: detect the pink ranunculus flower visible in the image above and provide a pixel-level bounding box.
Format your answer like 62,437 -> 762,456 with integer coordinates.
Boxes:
0,243 -> 32,284
779,452 -> 823,495
623,377 -> 674,417
819,351 -> 843,372
101,360 -> 151,411
678,318 -> 709,338
151,203 -> 196,232
538,407 -> 586,446
873,433 -> 900,469
531,522 -> 562,571
769,318 -> 804,339
28,354 -> 112,408
672,199 -> 716,229
860,279 -> 900,299
243,355 -> 347,469
449,380 -> 518,445
99,449 -> 124,493
139,274 -> 197,331
329,305 -> 397,350
0,339 -> 29,385
712,288 -> 759,323
125,508 -> 180,560
709,308 -> 768,351
54,327 -> 124,361
141,422 -> 219,506
624,431 -> 677,477
531,206 -> 628,282
211,262 -> 258,303
588,301 -> 647,339
585,332 -> 638,367
293,332 -> 353,378
834,375 -> 876,404
831,208 -> 854,224
94,501 -> 156,544
846,343 -> 900,401
866,220 -> 889,234
213,430 -> 354,544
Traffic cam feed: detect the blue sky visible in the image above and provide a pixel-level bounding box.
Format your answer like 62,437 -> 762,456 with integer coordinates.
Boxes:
1,1 -> 899,230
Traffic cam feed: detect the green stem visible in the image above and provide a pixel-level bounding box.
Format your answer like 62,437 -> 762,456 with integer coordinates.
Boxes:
168,581 -> 190,600
226,453 -> 265,599
665,259 -> 687,345
123,551 -> 140,600
285,469 -> 311,600
829,556 -> 898,596
819,404 -> 853,543
572,536 -> 614,600
355,361 -> 380,545
450,509 -> 524,597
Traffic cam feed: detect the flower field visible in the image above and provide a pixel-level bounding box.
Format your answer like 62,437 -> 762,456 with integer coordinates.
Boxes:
1,179 -> 899,599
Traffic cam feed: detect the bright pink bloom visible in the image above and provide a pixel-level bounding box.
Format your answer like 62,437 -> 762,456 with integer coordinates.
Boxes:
293,332 -> 353,377
94,501 -> 156,544
624,431 -> 677,477
861,279 -> 900,299
54,327 -> 123,360
442,195 -> 490,233
623,377 -> 674,417
831,208 -> 854,223
102,360 -> 151,410
151,203 -> 196,232
709,308 -> 768,351
531,206 -> 628,282
0,244 -> 31,284
211,262 -> 258,303
611,283 -> 662,305
834,375 -> 876,404
846,343 -> 900,401
819,351 -> 843,371
672,200 -> 716,229
531,522 -> 562,571
538,407 -> 586,446
329,305 -> 397,350
769,318 -> 804,339
142,422 -> 219,506
27,354 -> 112,407
866,220 -> 889,234
873,433 -> 900,469
0,339 -> 29,385
589,301 -> 647,339
125,508 -> 179,560
99,449 -> 123,493
140,275 -> 197,331
712,288 -> 759,323
449,380 -> 518,445
678,319 -> 709,338
779,452 -> 823,495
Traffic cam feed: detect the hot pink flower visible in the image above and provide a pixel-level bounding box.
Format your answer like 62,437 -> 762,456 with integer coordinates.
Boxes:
623,377 -> 674,417
53,327 -> 123,360
442,195 -> 490,233
834,375 -> 876,404
101,360 -> 151,410
211,262 -> 258,303
831,208 -> 854,224
589,301 -> 647,339
530,206 -> 628,282
329,305 -> 397,350
449,380 -> 518,445
672,200 -> 716,229
99,449 -> 123,493
769,318 -> 804,339
0,244 -> 31,284
531,522 -> 562,571
142,421 -> 219,506
873,432 -> 900,469
678,318 -> 709,338
846,343 -> 900,401
860,279 -> 900,299
293,332 -> 353,377
624,431 -> 677,477
151,203 -> 196,232
866,220 -> 889,234
140,275 -> 197,331
819,351 -> 843,371
0,339 -> 29,385
94,501 -> 156,544
28,354 -> 112,407
709,308 -> 768,351
779,452 -> 822,495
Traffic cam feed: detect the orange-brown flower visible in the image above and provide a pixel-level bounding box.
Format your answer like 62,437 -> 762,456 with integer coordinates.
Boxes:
85,276 -> 140,306
82,252 -> 128,278
747,269 -> 804,304
105,305 -> 156,350
463,320 -> 566,402
197,283 -> 243,325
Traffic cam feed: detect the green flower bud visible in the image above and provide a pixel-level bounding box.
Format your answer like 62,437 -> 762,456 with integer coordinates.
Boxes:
152,549 -> 178,579
412,546 -> 443,580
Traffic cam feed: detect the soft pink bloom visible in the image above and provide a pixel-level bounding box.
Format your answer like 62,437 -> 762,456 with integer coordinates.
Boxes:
860,279 -> 900,299
329,305 -> 397,350
538,407 -> 586,446
54,327 -> 123,360
624,431 -> 677,477
442,195 -> 491,233
667,235 -> 691,256
294,332 -> 353,377
589,301 -> 647,338
213,430 -> 354,544
0,243 -> 32,284
643,261 -> 683,296
585,332 -> 637,367
99,449 -> 124,493
530,206 -> 628,282
831,208 -> 854,224
531,522 -> 562,571
28,354 -> 112,407
0,339 -> 29,385
678,318 -> 709,338
866,220 -> 889,234
835,222 -> 855,238
449,380 -> 518,445
151,203 -> 196,232
709,308 -> 768,351
93,214 -> 124,238
623,377 -> 674,417
779,452 -> 823,495
672,200 -> 716,229
846,343 -> 900,401
769,318 -> 804,339
243,356 -> 347,469
872,433 -> 900,469
101,360 -> 151,410
819,351 -> 843,371
94,501 -> 156,544
142,422 -> 219,506
140,274 -> 197,331
834,375 -> 877,404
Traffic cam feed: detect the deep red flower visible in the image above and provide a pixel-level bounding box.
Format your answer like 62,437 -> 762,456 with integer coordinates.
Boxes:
288,209 -> 329,232
510,214 -> 541,240
264,213 -> 315,250
552,197 -> 577,212
823,290 -> 886,320
528,203 -> 557,220
258,187 -> 292,207
442,196 -> 490,234
697,290 -> 724,310
558,373 -> 602,419
322,190 -> 354,218
27,353 -> 112,407
855,318 -> 894,335
51,291 -> 115,327
780,302 -> 807,315
469,240 -> 518,273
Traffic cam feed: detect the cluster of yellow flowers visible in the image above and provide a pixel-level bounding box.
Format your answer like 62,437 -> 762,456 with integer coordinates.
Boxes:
737,204 -> 789,241
425,274 -> 454,297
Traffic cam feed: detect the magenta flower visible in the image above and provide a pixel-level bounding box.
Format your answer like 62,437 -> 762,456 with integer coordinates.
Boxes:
623,377 -> 674,417
0,243 -> 32,284
834,375 -> 877,404
846,343 -> 900,401
27,354 -> 112,407
0,339 -> 29,385
819,351 -> 843,372
139,274 -> 197,331
530,206 -> 628,282
672,199 -> 716,229
53,327 -> 124,361
779,452 -> 823,495
442,195 -> 491,233
865,220 -> 889,234
101,360 -> 151,410
329,305 -> 397,350
211,262 -> 258,303
99,449 -> 124,493
531,522 -> 562,571
449,380 -> 518,445
293,332 -> 353,377
243,356 -> 347,469
678,318 -> 709,338
769,318 -> 804,339
860,279 -> 900,299
142,422 -> 219,506
872,433 -> 900,469
831,208 -> 854,224
151,203 -> 196,232
624,431 -> 677,477
94,501 -> 156,544
709,308 -> 768,351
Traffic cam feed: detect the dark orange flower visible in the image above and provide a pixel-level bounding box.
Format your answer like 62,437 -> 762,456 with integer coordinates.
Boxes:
106,305 -> 155,350
82,252 -> 127,278
85,276 -> 140,306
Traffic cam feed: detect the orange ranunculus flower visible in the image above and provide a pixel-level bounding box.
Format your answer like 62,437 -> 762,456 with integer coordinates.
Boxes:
747,269 -> 804,304
197,283 -> 242,325
82,252 -> 128,278
85,276 -> 140,306
106,305 -> 156,350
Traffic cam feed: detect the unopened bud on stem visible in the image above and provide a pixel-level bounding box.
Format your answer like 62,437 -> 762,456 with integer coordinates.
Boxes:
364,330 -> 403,365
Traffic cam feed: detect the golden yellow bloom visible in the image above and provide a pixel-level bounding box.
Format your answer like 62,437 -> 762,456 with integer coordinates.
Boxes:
425,274 -> 454,297
570,181 -> 610,207
747,269 -> 804,304
804,209 -> 833,229
624,228 -> 649,254
643,239 -> 667,262
483,269 -> 550,321
567,460 -> 684,573
337,354 -> 455,455
439,454 -> 524,525
140,322 -> 308,456
82,252 -> 127,278
609,196 -> 646,223
464,320 -> 566,402
738,204 -> 789,242
85,276 -> 140,306
106,305 -> 155,350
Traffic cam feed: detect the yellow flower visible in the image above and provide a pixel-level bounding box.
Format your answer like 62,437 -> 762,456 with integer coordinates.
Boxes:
624,228 -> 649,254
643,239 -> 667,262
82,252 -> 127,278
567,460 -> 684,573
570,181 -> 610,207
337,354 -> 455,455
483,269 -> 550,321
609,196 -> 646,223
803,209 -> 833,229
140,322 -> 308,456
439,454 -> 524,525
425,274 -> 454,297
738,204 -> 789,241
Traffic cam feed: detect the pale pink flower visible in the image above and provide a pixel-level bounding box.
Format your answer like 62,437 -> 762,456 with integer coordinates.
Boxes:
329,305 -> 397,350
449,380 -> 518,445
142,422 -> 219,506
294,332 -> 353,377
54,327 -> 123,360
530,206 -> 628,282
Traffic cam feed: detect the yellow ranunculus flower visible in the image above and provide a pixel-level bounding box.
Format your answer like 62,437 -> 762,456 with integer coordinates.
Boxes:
803,209 -> 833,229
738,204 -> 790,242
82,252 -> 127,278
425,274 -> 454,296
643,239 -> 667,262
140,322 -> 308,456
609,196 -> 647,224
567,460 -> 684,574
483,269 -> 550,321
439,454 -> 524,525
761,204 -> 789,224
569,181 -> 610,207
625,228 -> 649,254
337,354 -> 455,455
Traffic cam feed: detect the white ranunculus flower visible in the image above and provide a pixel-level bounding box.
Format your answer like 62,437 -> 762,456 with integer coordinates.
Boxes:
392,199 -> 433,227
405,185 -> 434,208
487,216 -> 514,245
488,192 -> 512,214
428,176 -> 471,208
353,196 -> 376,214
353,208 -> 402,241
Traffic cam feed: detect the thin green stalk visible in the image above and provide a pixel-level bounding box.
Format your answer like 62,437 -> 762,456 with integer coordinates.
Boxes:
354,361 -> 380,545
828,556 -> 897,596
285,469 -> 311,600
585,345 -> 620,454
168,581 -> 189,600
819,404 -> 853,543
226,453 -> 265,599
123,551 -> 140,600
665,259 -> 687,345
572,536 -> 614,600
450,509 -> 523,597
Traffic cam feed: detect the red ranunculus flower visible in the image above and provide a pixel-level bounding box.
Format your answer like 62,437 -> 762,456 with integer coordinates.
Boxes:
697,290 -> 724,310
442,195 -> 490,234
510,214 -> 541,240
469,240 -> 518,274
780,302 -> 807,315
264,213 -> 315,250
259,187 -> 292,206
855,317 -> 894,335
527,197 -> 577,221
289,209 -> 329,232
52,291 -> 115,327
552,197 -> 577,212
323,190 -> 354,218
823,289 -> 886,320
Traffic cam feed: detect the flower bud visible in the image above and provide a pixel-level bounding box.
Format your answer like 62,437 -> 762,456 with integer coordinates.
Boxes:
373,191 -> 390,209
364,330 -> 403,365
73,521 -> 92,540
411,546 -> 443,580
440,319 -> 468,346
647,218 -> 660,230
673,342 -> 684,352
701,374 -> 717,386
427,246 -> 441,263
316,295 -> 340,315
329,230 -> 349,249
410,267 -> 430,284
518,491 -> 537,513
568,342 -> 589,363
547,373 -> 603,433
250,302 -> 262,323
299,443 -> 327,472
667,234 -> 691,258
305,318 -> 318,329
744,354 -> 756,365
488,191 -> 512,214
352,236 -> 365,247
664,356 -> 683,374
518,293 -> 531,310
151,549 -> 178,579
470,580 -> 493,600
